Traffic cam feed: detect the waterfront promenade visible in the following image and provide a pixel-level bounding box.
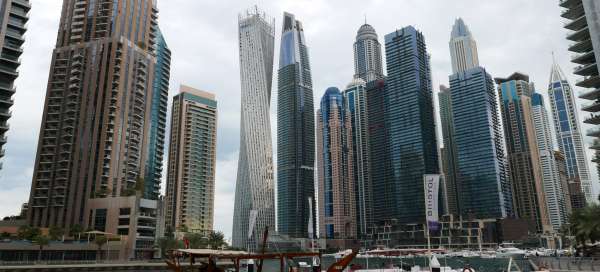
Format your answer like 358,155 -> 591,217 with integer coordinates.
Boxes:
531,256 -> 600,271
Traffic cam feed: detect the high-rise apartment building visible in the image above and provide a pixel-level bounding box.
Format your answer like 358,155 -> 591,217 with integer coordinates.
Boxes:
353,23 -> 384,82
554,151 -> 574,213
145,28 -> 171,200
560,0 -> 599,202
449,18 -> 479,74
531,93 -> 568,231
343,78 -> 372,237
27,0 -> 167,259
378,26 -> 439,224
317,87 -> 356,240
438,85 -> 459,216
496,73 -> 552,233
232,7 -> 276,251
277,12 -> 316,239
165,86 -> 217,234
547,61 -> 594,203
0,0 -> 30,168
449,68 -> 512,219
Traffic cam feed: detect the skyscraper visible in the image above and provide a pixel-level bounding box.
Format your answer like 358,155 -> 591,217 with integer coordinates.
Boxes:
28,0 -> 166,259
317,87 -> 356,240
445,18 -> 512,219
344,78 -> 372,237
146,28 -> 171,200
547,61 -> 593,203
560,0 -> 600,202
449,68 -> 512,219
449,18 -> 479,74
353,23 -> 384,82
232,7 -> 276,251
277,12 -> 315,239
496,73 -> 552,233
366,79 -> 390,226
0,0 -> 29,168
438,85 -> 459,216
530,92 -> 568,231
378,26 -> 439,224
165,86 -> 217,234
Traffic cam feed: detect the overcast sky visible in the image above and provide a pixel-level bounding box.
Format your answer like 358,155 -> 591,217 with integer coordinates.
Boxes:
0,0 -> 598,241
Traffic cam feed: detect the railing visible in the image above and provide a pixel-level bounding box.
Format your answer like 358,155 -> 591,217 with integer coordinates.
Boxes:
532,256 -> 600,271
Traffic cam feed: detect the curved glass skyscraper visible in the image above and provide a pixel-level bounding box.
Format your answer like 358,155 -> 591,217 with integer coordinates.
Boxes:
232,7 -> 276,251
277,12 -> 316,239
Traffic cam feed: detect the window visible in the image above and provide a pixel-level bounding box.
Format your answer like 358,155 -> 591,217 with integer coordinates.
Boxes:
94,209 -> 107,231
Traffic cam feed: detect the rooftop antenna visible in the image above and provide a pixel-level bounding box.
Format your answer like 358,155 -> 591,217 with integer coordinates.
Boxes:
364,13 -> 367,24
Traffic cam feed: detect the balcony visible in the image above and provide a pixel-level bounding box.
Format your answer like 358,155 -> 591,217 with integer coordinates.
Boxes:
591,139 -> 600,150
569,39 -> 593,53
573,62 -> 598,76
560,0 -> 582,9
564,14 -> 587,31
581,100 -> 600,112
560,0 -> 585,20
567,26 -> 591,42
584,114 -> 600,124
571,50 -> 595,65
577,74 -> 600,89
587,128 -> 600,138
581,89 -> 600,102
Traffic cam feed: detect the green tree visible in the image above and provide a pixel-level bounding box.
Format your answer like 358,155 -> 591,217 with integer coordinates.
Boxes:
177,224 -> 189,234
208,231 -> 227,249
33,235 -> 50,262
184,233 -> 208,249
94,235 -> 108,262
17,226 -> 41,240
16,225 -> 29,240
570,203 -> 600,246
157,236 -> 181,258
48,226 -> 64,241
69,224 -> 83,239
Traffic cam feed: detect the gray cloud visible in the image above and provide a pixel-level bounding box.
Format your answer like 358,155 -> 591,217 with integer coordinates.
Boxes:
1,0 -> 598,241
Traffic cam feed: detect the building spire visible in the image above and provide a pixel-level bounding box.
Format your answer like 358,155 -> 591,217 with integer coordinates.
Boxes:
549,54 -> 567,83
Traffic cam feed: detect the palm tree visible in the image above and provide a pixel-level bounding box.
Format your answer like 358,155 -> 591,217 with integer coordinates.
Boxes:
33,235 -> 50,262
48,226 -> 64,241
208,231 -> 226,249
69,224 -> 83,240
570,204 -> 600,248
94,235 -> 108,262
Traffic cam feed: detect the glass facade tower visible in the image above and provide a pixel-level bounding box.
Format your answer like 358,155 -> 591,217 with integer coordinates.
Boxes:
547,61 -> 594,203
380,26 -> 439,224
439,85 -> 459,216
449,68 -> 512,219
145,28 -> 171,200
277,12 -> 316,239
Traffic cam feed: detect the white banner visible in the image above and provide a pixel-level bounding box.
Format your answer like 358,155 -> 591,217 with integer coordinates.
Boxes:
248,209 -> 258,239
424,174 -> 440,232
